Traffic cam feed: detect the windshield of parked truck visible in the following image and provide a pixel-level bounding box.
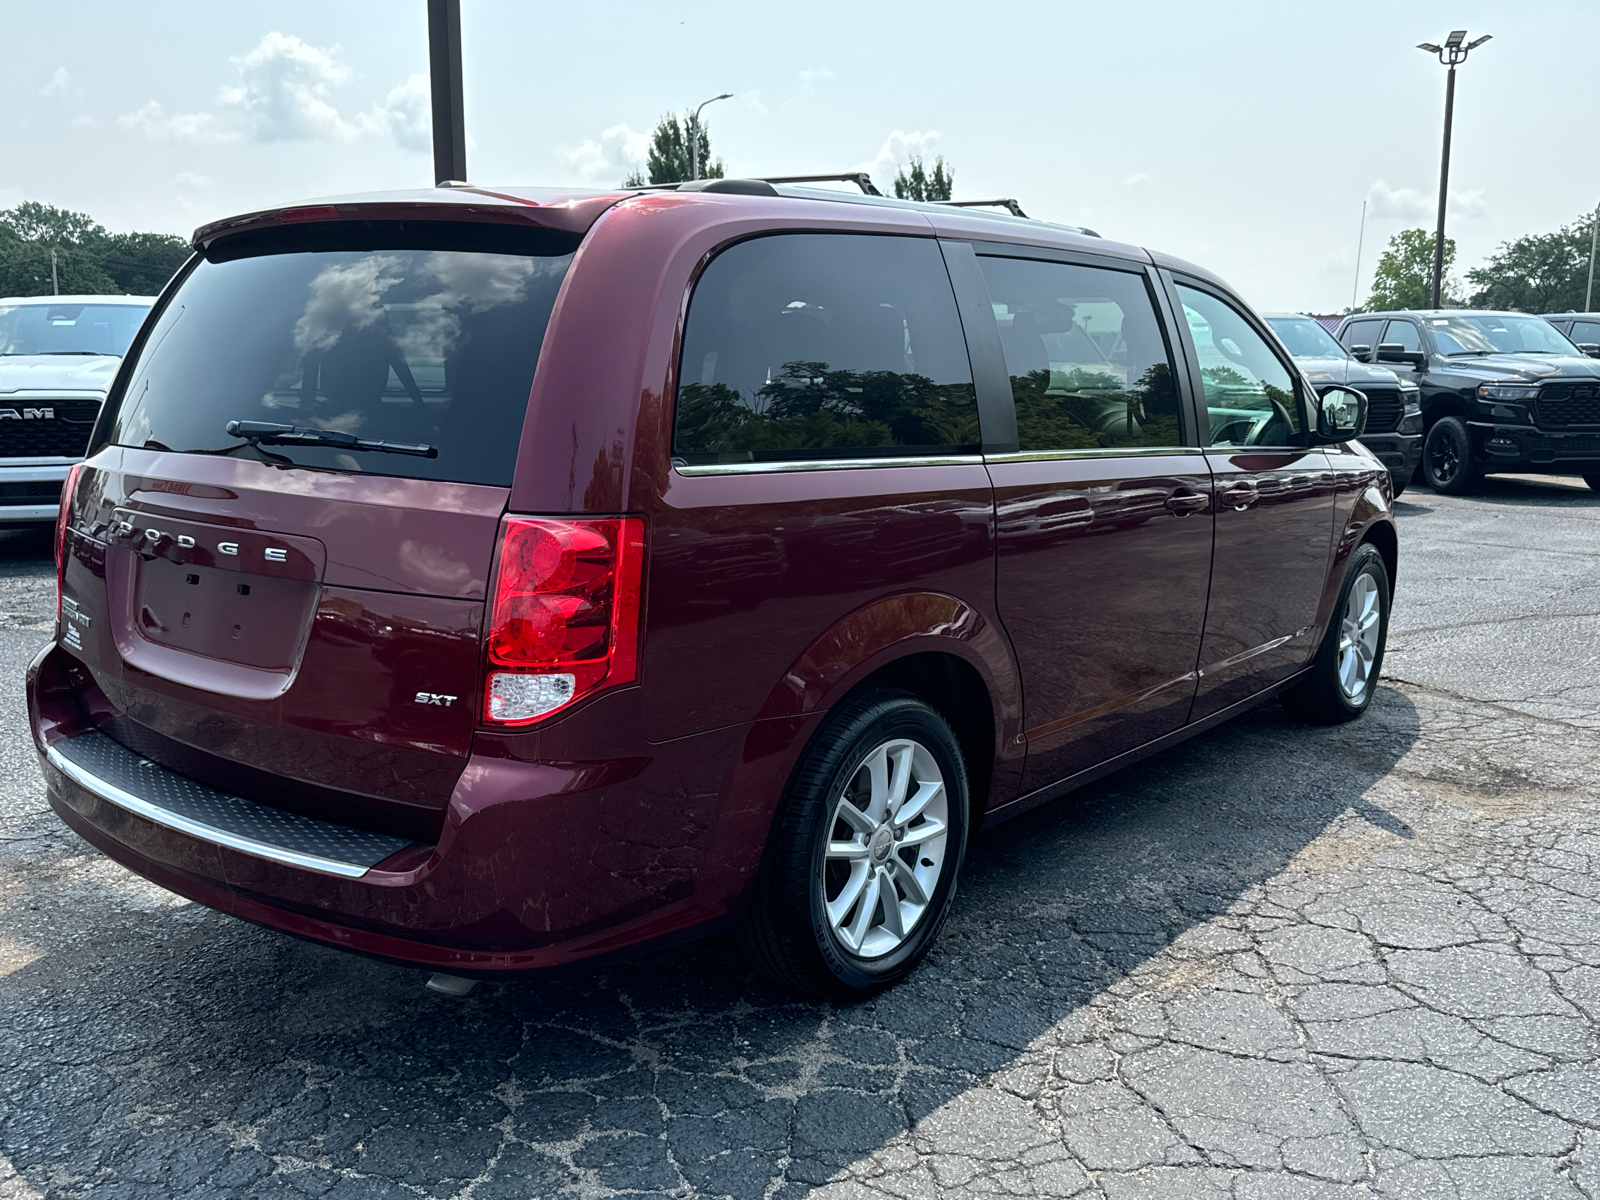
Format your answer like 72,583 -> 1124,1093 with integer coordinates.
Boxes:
105,224 -> 577,486
1427,314 -> 1581,356
1266,316 -> 1349,360
0,302 -> 150,356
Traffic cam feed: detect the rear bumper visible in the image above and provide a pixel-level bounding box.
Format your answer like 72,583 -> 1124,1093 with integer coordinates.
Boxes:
1358,432 -> 1422,483
29,642 -> 804,976
1468,422 -> 1600,471
0,458 -> 74,524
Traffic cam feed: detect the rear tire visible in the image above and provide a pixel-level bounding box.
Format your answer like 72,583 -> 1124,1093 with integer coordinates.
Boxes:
738,689 -> 969,999
1282,544 -> 1390,725
1422,416 -> 1482,494
1584,473 -> 1600,494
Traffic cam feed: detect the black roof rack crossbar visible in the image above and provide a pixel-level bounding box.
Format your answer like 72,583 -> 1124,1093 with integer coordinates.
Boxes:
934,198 -> 1029,218
759,173 -> 883,197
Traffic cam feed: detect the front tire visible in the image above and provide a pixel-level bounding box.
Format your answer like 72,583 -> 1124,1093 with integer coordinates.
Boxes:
1422,416 -> 1483,494
1282,544 -> 1391,724
739,690 -> 969,999
1390,473 -> 1408,499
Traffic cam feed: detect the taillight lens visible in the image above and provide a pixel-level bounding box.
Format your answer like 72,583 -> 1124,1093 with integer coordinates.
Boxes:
55,463 -> 83,618
482,515 -> 645,725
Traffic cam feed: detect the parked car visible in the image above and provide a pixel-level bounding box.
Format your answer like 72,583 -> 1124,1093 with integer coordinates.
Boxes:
0,295 -> 154,525
1542,313 -> 1600,357
30,183 -> 1396,998
1336,309 -> 1600,494
1265,312 -> 1422,495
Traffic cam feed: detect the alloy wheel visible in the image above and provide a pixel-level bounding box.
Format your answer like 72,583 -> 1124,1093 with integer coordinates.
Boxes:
820,738 -> 949,959
1427,428 -> 1460,484
1338,572 -> 1382,704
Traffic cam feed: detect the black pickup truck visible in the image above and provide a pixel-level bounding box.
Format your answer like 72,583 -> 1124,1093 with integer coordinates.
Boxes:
1336,309 -> 1600,495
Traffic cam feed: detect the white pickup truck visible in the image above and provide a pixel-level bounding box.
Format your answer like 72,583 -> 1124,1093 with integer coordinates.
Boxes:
0,295 -> 153,524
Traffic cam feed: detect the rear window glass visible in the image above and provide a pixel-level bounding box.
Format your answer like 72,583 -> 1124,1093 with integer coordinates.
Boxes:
673,233 -> 978,466
0,303 -> 149,357
106,225 -> 576,486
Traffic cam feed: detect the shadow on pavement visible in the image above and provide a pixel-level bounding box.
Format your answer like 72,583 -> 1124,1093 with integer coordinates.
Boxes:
0,686 -> 1422,1199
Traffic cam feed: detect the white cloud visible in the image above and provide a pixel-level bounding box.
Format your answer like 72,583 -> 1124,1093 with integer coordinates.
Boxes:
39,68 -> 73,99
118,100 -> 235,145
1124,171 -> 1151,187
856,130 -> 942,190
1366,179 -> 1488,222
219,31 -> 357,142
170,171 -> 214,189
742,90 -> 770,117
797,67 -> 835,85
70,115 -> 97,130
370,72 -> 430,154
559,124 -> 650,184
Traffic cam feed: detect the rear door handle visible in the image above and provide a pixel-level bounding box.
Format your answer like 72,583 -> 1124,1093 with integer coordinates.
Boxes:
1219,482 -> 1259,511
1164,489 -> 1211,515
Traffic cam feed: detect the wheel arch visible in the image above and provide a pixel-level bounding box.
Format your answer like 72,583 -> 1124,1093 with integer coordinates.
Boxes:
1421,393 -> 1468,429
1358,517 -> 1398,597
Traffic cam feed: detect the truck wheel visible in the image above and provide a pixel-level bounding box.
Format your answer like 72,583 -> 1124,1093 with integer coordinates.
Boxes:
739,690 -> 969,999
1584,473 -> 1600,494
1390,473 -> 1408,499
1282,544 -> 1390,724
1422,417 -> 1483,494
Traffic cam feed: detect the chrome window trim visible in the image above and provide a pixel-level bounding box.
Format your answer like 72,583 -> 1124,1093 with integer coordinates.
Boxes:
674,453 -> 985,476
45,741 -> 374,879
984,446 -> 1203,464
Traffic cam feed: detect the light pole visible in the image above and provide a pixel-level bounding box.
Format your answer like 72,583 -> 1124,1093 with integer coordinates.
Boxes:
1586,200 -> 1598,312
1417,30 -> 1491,309
689,93 -> 732,181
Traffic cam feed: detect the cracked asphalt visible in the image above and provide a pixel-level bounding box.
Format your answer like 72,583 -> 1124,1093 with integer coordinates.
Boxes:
3,473 -> 1600,1199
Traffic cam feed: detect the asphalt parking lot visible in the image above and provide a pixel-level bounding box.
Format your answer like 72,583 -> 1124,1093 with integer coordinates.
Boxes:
2,476 -> 1599,1200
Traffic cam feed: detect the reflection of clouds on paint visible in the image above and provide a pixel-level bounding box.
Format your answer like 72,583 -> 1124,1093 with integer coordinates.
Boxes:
399,538 -> 478,592
429,253 -> 537,312
292,257 -> 401,352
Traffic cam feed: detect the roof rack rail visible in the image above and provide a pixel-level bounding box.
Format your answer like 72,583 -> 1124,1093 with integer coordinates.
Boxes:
760,173 -> 883,197
934,198 -> 1029,218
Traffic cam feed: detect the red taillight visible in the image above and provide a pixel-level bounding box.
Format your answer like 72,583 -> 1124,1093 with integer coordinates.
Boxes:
279,205 -> 340,222
482,515 -> 645,725
55,462 -> 83,619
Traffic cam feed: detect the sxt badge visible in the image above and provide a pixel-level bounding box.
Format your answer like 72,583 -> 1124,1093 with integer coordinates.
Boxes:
415,692 -> 458,707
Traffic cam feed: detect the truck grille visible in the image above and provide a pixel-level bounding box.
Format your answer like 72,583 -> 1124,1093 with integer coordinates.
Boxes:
0,397 -> 102,458
1361,387 -> 1403,434
0,480 -> 63,507
1536,383 -> 1600,428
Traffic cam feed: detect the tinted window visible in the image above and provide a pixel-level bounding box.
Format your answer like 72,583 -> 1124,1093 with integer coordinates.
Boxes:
977,256 -> 1181,451
1425,313 -> 1579,355
673,234 -> 978,465
1341,319 -> 1384,349
1383,320 -> 1422,352
1573,320 -> 1600,345
1177,285 -> 1302,447
107,228 -> 575,486
1267,316 -> 1350,359
0,302 -> 149,356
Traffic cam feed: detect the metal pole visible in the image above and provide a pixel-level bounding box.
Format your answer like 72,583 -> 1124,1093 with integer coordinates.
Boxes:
691,121 -> 698,182
427,0 -> 466,184
1431,65 -> 1456,309
1352,199 -> 1367,311
50,248 -> 58,296
1586,200 -> 1598,312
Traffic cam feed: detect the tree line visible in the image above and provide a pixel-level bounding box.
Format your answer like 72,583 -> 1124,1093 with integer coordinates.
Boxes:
0,202 -> 190,298
621,112 -> 953,201
1363,211 -> 1599,313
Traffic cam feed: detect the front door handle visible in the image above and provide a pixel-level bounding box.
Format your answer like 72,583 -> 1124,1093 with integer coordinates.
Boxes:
1219,482 -> 1259,511
1164,489 -> 1211,516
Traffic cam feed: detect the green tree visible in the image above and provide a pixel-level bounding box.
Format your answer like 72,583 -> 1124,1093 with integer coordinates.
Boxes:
1365,228 -> 1459,310
1467,212 -> 1597,312
892,156 -> 953,202
623,112 -> 725,186
0,202 -> 189,297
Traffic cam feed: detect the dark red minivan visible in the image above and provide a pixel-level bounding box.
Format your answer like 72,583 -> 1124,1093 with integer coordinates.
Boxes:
28,181 -> 1396,997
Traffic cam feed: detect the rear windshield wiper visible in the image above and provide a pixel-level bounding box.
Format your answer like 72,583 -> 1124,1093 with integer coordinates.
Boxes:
224,420 -> 438,459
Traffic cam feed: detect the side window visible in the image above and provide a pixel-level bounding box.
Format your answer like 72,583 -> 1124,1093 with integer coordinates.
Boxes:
672,234 -> 978,466
1175,285 -> 1303,448
1383,320 -> 1422,352
1341,318 -> 1384,349
1572,320 -> 1600,345
975,256 -> 1182,451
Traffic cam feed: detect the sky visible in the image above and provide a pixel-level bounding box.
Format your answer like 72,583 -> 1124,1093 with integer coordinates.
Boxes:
5,0 -> 1597,313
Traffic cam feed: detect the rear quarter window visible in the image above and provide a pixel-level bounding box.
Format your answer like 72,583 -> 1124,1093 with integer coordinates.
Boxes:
105,223 -> 577,487
672,233 -> 979,466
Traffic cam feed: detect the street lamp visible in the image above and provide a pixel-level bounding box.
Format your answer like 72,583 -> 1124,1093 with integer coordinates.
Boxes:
690,93 -> 732,181
1417,30 -> 1491,309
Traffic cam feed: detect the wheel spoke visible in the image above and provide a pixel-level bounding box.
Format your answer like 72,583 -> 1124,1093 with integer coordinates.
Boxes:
827,861 -> 869,932
835,800 -> 875,837
895,861 -> 931,905
827,839 -> 868,860
864,749 -> 891,823
845,869 -> 881,950
878,869 -> 904,939
885,744 -> 914,817
900,817 -> 946,847
895,779 -> 943,828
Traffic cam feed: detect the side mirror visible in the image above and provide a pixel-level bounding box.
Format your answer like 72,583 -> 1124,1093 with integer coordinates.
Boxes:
1578,343 -> 1600,358
1349,343 -> 1372,362
1376,342 -> 1427,369
1315,385 -> 1367,443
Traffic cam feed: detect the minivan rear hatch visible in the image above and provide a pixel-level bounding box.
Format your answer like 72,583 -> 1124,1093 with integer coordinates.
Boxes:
59,213 -> 586,841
